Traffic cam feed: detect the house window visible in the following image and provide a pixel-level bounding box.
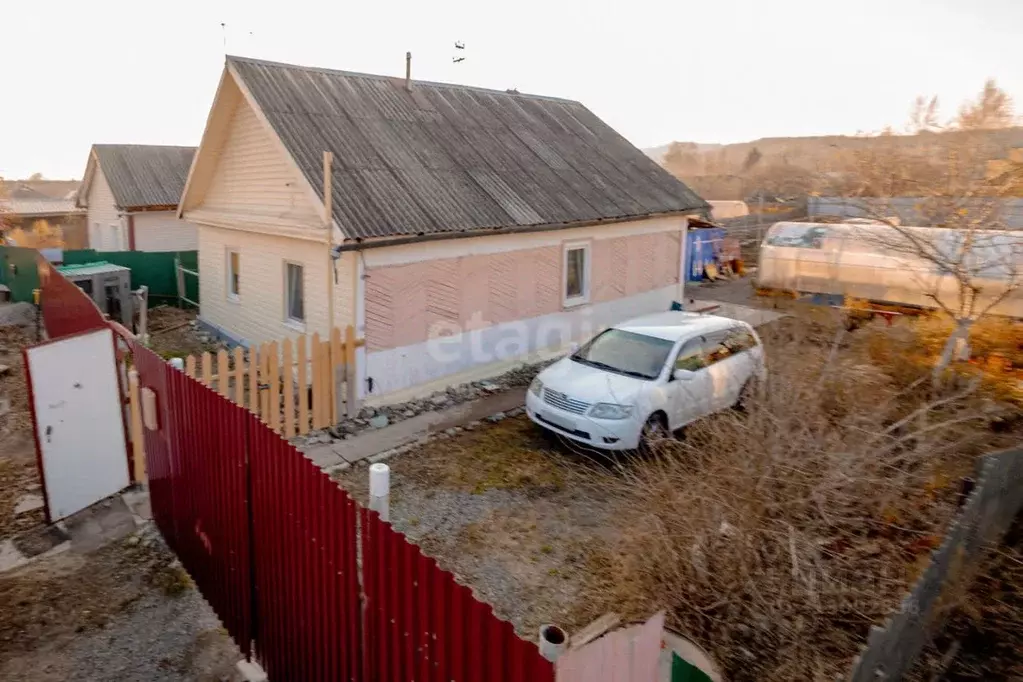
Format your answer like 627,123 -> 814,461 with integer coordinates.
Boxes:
108,223 -> 120,250
563,242 -> 590,306
226,249 -> 240,300
285,262 -> 305,325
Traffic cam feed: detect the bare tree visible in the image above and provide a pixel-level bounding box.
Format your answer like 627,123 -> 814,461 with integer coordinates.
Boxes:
825,141 -> 1023,380
956,79 -> 1015,130
908,95 -> 942,134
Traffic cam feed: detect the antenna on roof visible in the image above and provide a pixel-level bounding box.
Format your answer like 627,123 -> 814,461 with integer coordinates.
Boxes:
452,40 -> 466,64
220,22 -> 226,52
405,52 -> 412,91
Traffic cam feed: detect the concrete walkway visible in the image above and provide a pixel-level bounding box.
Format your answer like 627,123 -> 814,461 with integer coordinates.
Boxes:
303,388 -> 527,470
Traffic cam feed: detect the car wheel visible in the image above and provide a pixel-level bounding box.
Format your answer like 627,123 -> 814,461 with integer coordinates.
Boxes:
640,413 -> 670,450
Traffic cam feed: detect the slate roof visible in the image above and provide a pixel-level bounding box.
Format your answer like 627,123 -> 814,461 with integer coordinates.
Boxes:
4,198 -> 83,217
228,56 -> 708,241
92,144 -> 196,209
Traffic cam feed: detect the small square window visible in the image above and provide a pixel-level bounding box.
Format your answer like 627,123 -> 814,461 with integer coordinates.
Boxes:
285,262 -> 305,324
227,250 -> 240,300
563,243 -> 590,306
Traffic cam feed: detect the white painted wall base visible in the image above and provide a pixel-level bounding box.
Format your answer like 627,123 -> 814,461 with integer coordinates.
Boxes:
364,285 -> 679,402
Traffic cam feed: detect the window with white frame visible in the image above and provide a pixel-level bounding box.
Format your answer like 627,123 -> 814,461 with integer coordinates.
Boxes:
226,249 -> 240,300
563,242 -> 590,306
285,262 -> 305,325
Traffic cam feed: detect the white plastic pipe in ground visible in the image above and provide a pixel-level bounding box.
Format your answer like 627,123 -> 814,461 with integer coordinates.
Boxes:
539,624 -> 567,662
369,463 -> 390,522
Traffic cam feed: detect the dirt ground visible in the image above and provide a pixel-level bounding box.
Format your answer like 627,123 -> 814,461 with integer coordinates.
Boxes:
145,306 -> 219,358
0,311 -> 242,682
0,530 -> 242,682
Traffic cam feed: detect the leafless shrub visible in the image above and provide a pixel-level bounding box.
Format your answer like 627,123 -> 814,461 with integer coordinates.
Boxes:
578,318 -> 1017,681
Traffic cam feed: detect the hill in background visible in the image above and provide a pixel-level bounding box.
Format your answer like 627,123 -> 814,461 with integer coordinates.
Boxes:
646,127 -> 1023,200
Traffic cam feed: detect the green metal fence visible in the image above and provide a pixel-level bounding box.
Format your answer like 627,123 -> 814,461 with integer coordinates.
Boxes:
0,247 -> 199,306
0,246 -> 42,302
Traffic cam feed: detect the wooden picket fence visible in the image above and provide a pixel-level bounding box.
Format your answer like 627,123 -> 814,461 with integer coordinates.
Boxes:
181,326 -> 363,437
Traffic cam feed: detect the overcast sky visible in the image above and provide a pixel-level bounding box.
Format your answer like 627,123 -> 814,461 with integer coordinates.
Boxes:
3,0 -> 1021,179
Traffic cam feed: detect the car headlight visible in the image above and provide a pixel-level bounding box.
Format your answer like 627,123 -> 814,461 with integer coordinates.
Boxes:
529,377 -> 543,398
588,403 -> 634,420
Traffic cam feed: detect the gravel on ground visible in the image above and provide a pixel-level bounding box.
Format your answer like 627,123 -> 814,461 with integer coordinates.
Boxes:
0,525 -> 242,682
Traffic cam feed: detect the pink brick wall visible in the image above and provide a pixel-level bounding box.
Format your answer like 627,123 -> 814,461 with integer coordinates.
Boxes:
365,231 -> 680,351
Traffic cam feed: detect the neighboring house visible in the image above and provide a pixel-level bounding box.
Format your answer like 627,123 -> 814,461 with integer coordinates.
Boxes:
1,182 -> 88,249
77,144 -> 199,252
179,56 -> 708,400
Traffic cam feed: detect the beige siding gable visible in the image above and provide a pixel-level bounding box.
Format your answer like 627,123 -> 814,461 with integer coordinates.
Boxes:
86,166 -> 125,250
195,93 -> 322,229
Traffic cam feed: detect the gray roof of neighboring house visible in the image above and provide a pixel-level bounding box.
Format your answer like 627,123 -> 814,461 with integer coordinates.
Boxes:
4,198 -> 84,217
93,144 -> 196,209
228,56 -> 708,241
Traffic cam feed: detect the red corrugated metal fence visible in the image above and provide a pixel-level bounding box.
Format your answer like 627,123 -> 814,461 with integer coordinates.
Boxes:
249,420 -> 363,681
362,509 -> 556,681
132,342 -> 253,658
36,257 -> 107,339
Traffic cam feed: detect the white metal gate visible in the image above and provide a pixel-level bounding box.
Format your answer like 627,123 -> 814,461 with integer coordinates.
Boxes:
25,327 -> 130,521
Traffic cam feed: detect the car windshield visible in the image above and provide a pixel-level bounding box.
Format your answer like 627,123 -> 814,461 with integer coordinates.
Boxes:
571,329 -> 675,380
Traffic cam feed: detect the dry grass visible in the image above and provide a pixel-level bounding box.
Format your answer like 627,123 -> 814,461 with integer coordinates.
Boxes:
573,315 -> 1021,681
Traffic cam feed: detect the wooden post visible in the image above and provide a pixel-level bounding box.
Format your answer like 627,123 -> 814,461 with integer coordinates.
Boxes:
201,352 -> 212,387
267,342 -> 280,434
344,324 -> 358,417
324,151 -> 335,334
233,347 -> 245,405
297,335 -> 309,435
128,369 -> 146,484
282,339 -> 295,438
248,346 -> 260,416
185,354 -> 196,379
217,349 -> 230,397
174,256 -> 184,309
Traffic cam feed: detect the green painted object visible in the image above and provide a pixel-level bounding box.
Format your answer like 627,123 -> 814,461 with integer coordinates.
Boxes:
671,652 -> 713,682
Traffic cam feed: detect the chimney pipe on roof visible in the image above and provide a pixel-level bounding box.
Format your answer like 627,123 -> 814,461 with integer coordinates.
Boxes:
405,52 -> 412,91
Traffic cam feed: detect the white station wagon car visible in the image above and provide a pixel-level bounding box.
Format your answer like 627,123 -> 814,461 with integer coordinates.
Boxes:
526,312 -> 766,450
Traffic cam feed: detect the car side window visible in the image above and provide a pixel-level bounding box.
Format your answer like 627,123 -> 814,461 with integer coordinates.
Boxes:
722,327 -> 758,354
704,331 -> 733,365
674,337 -> 707,372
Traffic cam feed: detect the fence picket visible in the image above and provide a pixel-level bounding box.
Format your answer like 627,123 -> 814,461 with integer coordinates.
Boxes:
311,333 -> 323,429
248,346 -> 259,416
259,345 -> 271,422
186,354 -> 196,379
344,325 -> 357,418
217,350 -> 230,397
268,342 -> 280,434
201,352 -> 212,387
280,340 -> 292,438
330,327 -> 341,424
233,347 -> 245,405
297,335 -> 309,436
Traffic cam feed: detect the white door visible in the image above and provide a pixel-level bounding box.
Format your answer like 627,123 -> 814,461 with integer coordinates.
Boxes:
666,336 -> 711,428
26,327 -> 129,521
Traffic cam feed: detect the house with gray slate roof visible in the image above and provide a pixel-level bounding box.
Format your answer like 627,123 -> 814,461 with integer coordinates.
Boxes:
78,144 -> 198,252
178,55 -> 708,401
